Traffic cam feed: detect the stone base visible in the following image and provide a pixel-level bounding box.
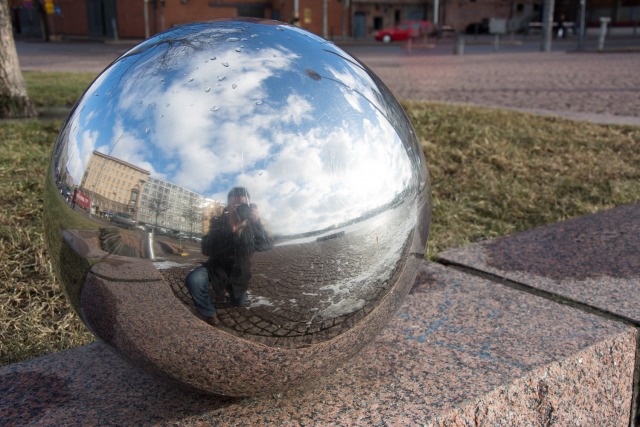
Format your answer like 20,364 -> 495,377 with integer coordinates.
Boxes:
1,262 -> 635,426
439,202 -> 640,324
439,202 -> 640,426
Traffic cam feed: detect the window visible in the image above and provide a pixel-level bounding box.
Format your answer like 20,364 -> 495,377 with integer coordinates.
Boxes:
374,17 -> 383,30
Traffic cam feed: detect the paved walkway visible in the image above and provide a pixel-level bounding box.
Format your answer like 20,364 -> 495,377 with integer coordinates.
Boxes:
16,37 -> 640,126
353,48 -> 640,126
16,39 -> 132,73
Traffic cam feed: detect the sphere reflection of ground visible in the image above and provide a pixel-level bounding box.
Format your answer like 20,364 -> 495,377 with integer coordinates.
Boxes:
162,203 -> 416,348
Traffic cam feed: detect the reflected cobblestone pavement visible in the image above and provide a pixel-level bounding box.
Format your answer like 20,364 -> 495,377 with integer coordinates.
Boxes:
163,233 -> 406,348
161,204 -> 415,348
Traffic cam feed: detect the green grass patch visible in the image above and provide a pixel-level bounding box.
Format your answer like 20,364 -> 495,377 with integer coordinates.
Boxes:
1,72 -> 639,366
23,71 -> 95,108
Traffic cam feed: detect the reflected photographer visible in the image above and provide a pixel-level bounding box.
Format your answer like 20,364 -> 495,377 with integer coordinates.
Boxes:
186,187 -> 273,325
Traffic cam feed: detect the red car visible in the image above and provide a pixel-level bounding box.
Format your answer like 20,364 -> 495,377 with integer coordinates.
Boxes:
375,20 -> 433,43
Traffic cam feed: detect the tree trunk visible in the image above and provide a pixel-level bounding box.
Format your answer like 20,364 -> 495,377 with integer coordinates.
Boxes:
0,0 -> 37,118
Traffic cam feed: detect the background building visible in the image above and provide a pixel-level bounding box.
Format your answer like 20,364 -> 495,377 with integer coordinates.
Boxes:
443,0 -> 541,34
351,0 -> 428,38
11,0 -> 636,41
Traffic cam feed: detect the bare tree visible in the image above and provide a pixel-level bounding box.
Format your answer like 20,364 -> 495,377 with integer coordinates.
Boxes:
0,0 -> 36,118
147,194 -> 169,234
182,195 -> 203,237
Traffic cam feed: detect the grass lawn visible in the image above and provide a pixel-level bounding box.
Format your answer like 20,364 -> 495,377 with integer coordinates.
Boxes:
1,72 -> 639,366
23,71 -> 97,108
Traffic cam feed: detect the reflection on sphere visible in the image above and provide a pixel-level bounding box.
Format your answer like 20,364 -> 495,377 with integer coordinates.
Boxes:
44,18 -> 430,396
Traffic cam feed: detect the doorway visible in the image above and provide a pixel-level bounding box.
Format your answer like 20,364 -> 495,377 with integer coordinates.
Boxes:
87,0 -> 117,38
353,12 -> 366,38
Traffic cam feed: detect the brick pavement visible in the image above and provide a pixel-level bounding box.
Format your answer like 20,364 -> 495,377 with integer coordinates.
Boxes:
358,50 -> 640,126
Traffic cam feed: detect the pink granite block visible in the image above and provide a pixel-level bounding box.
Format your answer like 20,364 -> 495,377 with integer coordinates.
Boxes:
0,262 -> 635,426
78,255 -> 425,397
438,202 -> 640,323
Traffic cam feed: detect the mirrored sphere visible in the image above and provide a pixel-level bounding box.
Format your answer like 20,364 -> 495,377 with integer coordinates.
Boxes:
44,18 -> 430,396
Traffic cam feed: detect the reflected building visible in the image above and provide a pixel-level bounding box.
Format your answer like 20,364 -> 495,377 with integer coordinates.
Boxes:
79,152 -> 223,233
138,176 -> 223,235
80,151 -> 150,216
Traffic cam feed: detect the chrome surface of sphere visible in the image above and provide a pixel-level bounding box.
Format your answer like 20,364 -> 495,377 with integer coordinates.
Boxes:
44,18 -> 430,396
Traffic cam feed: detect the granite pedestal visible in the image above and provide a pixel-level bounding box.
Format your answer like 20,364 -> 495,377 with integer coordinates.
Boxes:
1,261 -> 635,426
439,202 -> 640,324
439,202 -> 640,425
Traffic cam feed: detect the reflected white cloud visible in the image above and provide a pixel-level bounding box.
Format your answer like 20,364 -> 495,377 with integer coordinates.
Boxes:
110,45 -> 299,194
58,21 -> 420,236
66,126 -> 100,185
280,94 -> 313,125
247,115 -> 412,234
109,119 -> 158,177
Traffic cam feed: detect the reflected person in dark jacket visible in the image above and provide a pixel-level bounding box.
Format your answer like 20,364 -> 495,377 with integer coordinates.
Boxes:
186,187 -> 273,325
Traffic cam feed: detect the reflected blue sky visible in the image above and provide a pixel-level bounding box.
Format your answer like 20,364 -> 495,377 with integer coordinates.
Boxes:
62,20 -> 421,235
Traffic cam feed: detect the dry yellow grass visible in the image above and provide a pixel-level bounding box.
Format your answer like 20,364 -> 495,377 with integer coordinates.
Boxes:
403,101 -> 640,258
0,121 -> 94,366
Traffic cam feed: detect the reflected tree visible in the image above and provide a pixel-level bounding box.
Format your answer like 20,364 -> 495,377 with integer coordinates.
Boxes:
182,195 -> 202,237
147,193 -> 169,233
113,23 -> 244,84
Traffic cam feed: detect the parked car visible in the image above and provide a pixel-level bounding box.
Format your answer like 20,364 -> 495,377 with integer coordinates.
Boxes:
60,186 -> 72,201
154,227 -> 168,236
375,20 -> 433,43
111,212 -> 136,229
174,232 -> 191,241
